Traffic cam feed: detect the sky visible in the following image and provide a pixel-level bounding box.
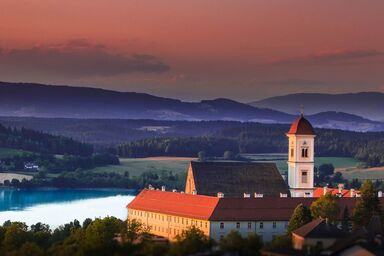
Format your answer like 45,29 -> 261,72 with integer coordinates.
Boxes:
1,0 -> 384,102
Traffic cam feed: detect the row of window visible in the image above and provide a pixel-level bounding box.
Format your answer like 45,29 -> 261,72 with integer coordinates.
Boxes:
290,147 -> 310,158
151,225 -> 182,236
219,221 -> 279,230
130,210 -> 208,228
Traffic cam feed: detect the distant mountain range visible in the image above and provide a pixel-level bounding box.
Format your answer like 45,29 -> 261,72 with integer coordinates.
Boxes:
1,81 -> 384,132
249,92 -> 384,122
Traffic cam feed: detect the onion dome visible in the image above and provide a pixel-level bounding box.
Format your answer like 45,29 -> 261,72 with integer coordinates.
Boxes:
287,114 -> 315,135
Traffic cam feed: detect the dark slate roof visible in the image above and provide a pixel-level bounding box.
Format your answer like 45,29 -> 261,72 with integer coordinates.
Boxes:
210,198 -> 357,221
190,161 -> 289,198
287,114 -> 315,135
292,218 -> 347,239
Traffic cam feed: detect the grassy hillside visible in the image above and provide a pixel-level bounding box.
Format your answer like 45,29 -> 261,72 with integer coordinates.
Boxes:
89,155 -> 365,184
89,157 -> 192,178
0,147 -> 29,158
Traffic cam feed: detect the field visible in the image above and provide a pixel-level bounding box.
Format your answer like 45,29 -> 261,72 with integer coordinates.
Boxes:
244,154 -> 364,174
0,173 -> 33,183
89,154 -> 370,181
0,147 -> 29,158
89,157 -> 194,178
338,167 -> 384,181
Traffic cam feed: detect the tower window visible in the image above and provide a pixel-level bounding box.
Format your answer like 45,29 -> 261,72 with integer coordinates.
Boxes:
301,148 -> 308,158
290,148 -> 294,158
302,171 -> 308,183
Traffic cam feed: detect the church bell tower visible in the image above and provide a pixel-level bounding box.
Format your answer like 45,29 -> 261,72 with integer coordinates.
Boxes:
287,114 -> 316,197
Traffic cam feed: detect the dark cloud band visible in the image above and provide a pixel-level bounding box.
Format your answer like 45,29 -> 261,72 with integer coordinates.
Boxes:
0,41 -> 170,78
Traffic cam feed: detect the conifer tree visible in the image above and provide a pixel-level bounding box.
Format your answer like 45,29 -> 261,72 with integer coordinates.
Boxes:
352,180 -> 381,230
341,206 -> 350,233
287,203 -> 312,233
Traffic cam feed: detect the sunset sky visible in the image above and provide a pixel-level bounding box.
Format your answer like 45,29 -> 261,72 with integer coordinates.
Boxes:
1,0 -> 384,101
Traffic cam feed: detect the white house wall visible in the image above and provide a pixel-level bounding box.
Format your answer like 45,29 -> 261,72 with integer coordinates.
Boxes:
210,220 -> 288,242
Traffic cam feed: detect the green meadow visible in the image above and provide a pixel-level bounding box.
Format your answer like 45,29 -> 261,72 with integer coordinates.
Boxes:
88,154 -> 368,181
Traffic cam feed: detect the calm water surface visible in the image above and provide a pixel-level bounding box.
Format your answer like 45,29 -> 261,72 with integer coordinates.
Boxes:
0,188 -> 136,228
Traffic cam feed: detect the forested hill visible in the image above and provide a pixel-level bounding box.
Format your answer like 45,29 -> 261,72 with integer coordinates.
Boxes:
0,123 -> 93,156
117,124 -> 384,167
1,82 -> 384,132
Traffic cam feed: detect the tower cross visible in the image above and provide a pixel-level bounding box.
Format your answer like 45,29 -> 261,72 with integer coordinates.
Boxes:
299,104 -> 304,115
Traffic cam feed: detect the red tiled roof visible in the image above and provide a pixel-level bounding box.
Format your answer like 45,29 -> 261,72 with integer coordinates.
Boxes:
189,161 -> 289,198
287,115 -> 315,135
127,189 -> 219,220
292,218 -> 346,238
210,197 -> 357,221
128,191 -> 384,222
313,187 -> 357,198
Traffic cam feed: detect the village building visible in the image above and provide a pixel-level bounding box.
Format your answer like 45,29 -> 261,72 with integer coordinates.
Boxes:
291,218 -> 347,250
127,114 -> 361,242
184,161 -> 289,198
127,189 -> 358,242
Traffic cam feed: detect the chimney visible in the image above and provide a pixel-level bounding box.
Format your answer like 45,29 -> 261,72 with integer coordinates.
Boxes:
280,193 -> 288,198
254,193 -> 263,198
323,186 -> 328,196
350,189 -> 355,197
148,184 -> 154,190
192,190 -> 197,195
172,189 -> 177,192
161,186 -> 166,192
379,191 -> 383,198
217,192 -> 224,198
338,184 -> 344,193
243,193 -> 251,198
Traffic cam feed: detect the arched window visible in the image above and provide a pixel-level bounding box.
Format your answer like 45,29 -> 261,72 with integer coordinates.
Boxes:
301,148 -> 308,158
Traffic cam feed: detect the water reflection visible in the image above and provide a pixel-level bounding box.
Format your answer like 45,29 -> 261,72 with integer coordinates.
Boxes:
0,188 -> 136,228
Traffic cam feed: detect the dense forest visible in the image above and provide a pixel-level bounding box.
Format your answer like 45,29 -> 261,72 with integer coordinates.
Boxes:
0,123 -> 93,156
0,217 -> 263,256
117,124 -> 384,166
0,123 -> 119,175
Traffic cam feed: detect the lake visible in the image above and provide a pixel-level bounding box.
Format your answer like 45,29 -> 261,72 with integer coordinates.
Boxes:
0,188 -> 136,228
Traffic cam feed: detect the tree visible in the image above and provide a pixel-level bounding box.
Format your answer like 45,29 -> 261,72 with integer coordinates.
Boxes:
219,231 -> 245,254
82,218 -> 93,229
2,222 -> 29,251
341,206 -> 350,233
125,219 -> 150,243
30,222 -> 51,249
265,235 -> 292,251
219,231 -> 262,256
197,151 -> 206,161
170,226 -> 213,256
310,194 -> 340,224
318,164 -> 335,180
81,217 -> 123,255
352,180 -> 381,230
223,151 -> 235,160
287,204 -> 312,233
18,242 -> 44,256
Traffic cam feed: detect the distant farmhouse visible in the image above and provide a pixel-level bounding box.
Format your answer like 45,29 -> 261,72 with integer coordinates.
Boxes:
24,162 -> 39,171
127,115 -> 363,242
